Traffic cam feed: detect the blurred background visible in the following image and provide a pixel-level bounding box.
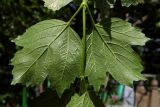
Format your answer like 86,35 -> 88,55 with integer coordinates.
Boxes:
0,0 -> 160,107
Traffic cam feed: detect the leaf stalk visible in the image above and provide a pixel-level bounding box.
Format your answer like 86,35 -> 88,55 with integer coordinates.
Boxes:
80,0 -> 87,94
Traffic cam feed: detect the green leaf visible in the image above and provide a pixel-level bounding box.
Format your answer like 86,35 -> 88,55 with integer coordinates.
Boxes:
66,92 -> 94,107
11,19 -> 83,96
101,18 -> 150,46
121,0 -> 144,7
85,18 -> 149,90
43,0 -> 73,11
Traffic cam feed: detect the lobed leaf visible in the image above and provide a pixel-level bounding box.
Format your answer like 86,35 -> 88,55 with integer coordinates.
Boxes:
85,18 -> 149,90
11,19 -> 83,96
101,18 -> 150,46
43,0 -> 73,11
66,92 -> 94,107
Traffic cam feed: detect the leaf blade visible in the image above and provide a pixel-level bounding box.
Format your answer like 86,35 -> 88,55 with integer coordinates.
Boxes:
66,92 -> 94,107
43,0 -> 73,11
100,18 -> 150,45
12,19 -> 83,96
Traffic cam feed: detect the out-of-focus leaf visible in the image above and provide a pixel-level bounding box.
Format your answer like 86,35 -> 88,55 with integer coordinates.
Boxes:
121,0 -> 144,7
43,0 -> 73,11
95,0 -> 116,18
66,92 -> 94,107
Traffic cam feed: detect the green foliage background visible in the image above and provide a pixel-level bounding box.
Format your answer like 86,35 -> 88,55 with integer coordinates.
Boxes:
0,0 -> 54,70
